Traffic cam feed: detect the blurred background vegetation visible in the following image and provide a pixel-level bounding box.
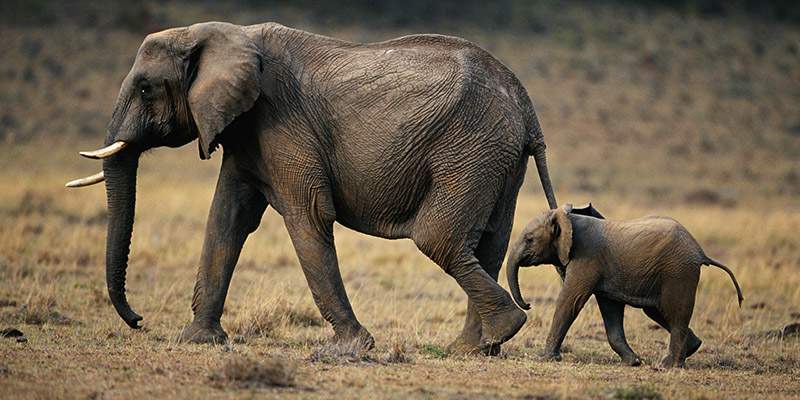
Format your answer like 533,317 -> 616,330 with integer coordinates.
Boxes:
1,0 -> 798,206
3,0 -> 800,30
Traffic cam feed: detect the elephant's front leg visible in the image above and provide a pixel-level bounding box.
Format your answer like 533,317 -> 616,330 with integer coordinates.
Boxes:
283,198 -> 373,349
178,160 -> 267,344
541,266 -> 597,360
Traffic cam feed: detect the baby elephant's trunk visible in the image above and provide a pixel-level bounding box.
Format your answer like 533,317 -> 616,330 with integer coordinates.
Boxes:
506,245 -> 531,310
703,256 -> 744,306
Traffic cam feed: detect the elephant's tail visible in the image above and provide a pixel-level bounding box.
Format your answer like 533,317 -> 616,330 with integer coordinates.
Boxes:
703,256 -> 744,307
524,109 -> 546,156
525,112 -> 558,209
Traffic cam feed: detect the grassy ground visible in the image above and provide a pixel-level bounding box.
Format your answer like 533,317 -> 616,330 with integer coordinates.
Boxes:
0,140 -> 798,399
1,1 -> 799,398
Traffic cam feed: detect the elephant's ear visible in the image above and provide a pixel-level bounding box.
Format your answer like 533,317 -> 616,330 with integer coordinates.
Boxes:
182,22 -> 262,159
553,207 -> 573,266
570,202 -> 605,220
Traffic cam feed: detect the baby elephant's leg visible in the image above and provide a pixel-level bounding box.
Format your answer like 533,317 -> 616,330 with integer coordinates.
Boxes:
643,307 -> 702,357
542,266 -> 597,361
658,279 -> 697,368
597,296 -> 641,366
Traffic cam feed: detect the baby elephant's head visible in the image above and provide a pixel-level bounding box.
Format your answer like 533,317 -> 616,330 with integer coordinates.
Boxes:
506,205 -> 573,310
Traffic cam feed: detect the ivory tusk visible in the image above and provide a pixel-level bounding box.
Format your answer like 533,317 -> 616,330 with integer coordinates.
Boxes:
65,171 -> 105,188
79,141 -> 128,159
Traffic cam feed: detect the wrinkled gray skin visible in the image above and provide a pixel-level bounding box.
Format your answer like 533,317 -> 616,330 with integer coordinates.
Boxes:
94,22 -> 559,354
507,205 -> 743,368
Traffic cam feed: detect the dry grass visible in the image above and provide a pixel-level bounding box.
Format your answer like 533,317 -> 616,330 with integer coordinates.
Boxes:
1,1 -> 799,399
0,140 -> 797,399
210,355 -> 297,389
231,299 -> 323,339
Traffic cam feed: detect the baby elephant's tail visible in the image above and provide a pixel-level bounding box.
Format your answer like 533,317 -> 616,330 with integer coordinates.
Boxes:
703,256 -> 744,307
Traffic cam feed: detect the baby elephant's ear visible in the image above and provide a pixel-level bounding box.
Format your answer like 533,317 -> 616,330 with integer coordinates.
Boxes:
554,208 -> 573,265
569,202 -> 605,219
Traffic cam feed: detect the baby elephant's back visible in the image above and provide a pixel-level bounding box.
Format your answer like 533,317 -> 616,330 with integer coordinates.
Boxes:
611,216 -> 706,271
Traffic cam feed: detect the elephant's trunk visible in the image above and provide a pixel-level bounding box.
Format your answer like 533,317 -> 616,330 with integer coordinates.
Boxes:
533,145 -> 557,210
506,245 -> 531,310
103,152 -> 143,329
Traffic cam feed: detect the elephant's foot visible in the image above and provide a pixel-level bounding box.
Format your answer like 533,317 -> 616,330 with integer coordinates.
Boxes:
478,305 -> 526,351
177,320 -> 228,344
332,324 -> 375,351
686,335 -> 702,358
446,335 -> 500,356
622,354 -> 643,367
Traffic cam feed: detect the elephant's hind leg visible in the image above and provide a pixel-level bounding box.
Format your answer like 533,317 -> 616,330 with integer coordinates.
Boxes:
284,188 -> 373,349
413,221 -> 525,352
658,273 -> 698,368
446,253 -> 526,351
447,230 -> 511,355
179,157 -> 268,344
597,296 -> 641,366
643,307 -> 702,358
447,197 -> 517,356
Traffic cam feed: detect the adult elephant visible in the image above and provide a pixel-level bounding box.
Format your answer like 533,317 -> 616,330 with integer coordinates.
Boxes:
66,22 -> 558,354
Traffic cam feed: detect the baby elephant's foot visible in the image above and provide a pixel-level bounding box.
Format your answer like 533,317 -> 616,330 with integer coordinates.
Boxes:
659,355 -> 686,369
539,350 -> 562,362
177,320 -> 228,344
479,306 -> 527,352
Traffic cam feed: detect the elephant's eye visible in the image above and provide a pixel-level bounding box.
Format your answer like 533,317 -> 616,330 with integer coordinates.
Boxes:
526,235 -> 534,243
139,81 -> 153,99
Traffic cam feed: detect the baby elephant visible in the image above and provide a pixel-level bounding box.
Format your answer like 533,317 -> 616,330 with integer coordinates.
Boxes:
506,204 -> 743,368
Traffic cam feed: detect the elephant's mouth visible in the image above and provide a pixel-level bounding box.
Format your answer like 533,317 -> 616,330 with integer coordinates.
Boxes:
517,253 -> 541,268
526,258 -> 543,267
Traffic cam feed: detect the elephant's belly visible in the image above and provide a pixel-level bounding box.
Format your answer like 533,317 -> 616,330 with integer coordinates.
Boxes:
330,173 -> 430,240
596,279 -> 662,309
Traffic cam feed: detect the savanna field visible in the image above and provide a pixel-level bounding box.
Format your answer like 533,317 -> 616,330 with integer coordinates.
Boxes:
1,2 -> 799,399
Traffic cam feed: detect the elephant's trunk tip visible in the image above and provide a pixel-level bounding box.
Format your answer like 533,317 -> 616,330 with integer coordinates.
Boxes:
109,289 -> 143,329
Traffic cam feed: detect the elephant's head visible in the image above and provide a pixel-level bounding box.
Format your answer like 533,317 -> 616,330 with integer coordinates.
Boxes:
506,205 -> 573,310
65,22 -> 263,328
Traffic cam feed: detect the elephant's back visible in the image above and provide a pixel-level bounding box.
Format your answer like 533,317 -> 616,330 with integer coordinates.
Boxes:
365,34 -> 540,157
609,217 -> 706,268
319,33 -> 530,184
257,23 -> 533,147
